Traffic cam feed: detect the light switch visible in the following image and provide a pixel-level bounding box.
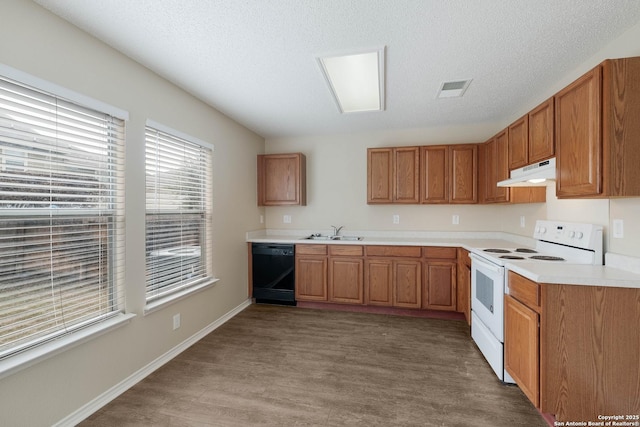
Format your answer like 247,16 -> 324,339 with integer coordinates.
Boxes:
613,219 -> 624,238
393,214 -> 400,224
452,215 -> 459,225
283,215 -> 292,224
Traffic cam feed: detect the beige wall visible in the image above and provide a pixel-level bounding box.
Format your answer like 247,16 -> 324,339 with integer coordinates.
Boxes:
266,19 -> 640,257
0,1 -> 264,426
266,127 -> 546,237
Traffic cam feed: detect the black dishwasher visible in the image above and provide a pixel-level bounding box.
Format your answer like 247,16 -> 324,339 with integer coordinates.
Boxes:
252,243 -> 295,305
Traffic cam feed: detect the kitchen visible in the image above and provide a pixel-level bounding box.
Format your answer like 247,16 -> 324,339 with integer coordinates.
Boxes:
1,1 -> 640,426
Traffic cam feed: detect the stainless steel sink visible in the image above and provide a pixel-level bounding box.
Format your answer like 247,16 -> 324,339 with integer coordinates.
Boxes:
303,235 -> 363,241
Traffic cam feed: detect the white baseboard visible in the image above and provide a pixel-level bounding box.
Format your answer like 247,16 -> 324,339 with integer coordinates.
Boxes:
54,298 -> 252,427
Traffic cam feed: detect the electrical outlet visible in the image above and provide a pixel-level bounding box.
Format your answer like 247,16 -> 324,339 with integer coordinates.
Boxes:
393,214 -> 400,224
520,216 -> 525,228
613,219 -> 624,238
173,313 -> 181,330
259,214 -> 264,224
452,215 -> 459,225
283,215 -> 292,224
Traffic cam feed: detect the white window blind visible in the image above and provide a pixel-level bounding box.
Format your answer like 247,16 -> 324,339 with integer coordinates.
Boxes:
0,76 -> 125,359
145,125 -> 212,303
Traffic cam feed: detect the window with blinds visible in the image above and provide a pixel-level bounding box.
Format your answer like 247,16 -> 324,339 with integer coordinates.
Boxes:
0,75 -> 125,359
145,124 -> 213,303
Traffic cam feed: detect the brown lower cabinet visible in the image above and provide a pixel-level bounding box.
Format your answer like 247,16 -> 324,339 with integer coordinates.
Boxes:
296,244 -> 457,312
328,245 -> 364,304
422,247 -> 457,311
365,246 -> 422,309
295,246 -> 328,301
505,271 -> 640,422
456,248 -> 471,324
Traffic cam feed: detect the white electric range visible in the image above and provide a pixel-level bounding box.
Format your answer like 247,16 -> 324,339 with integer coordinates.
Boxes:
469,220 -> 604,383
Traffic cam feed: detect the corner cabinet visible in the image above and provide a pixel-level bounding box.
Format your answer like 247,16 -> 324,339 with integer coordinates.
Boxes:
483,130 -> 510,203
556,57 -> 640,198
508,97 -> 555,170
257,153 -> 306,206
481,133 -> 546,204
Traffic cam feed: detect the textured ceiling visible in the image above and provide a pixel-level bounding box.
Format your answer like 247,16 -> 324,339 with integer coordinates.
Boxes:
33,0 -> 640,139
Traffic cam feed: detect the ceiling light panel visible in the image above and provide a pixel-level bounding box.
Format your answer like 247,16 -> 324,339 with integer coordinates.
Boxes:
318,47 -> 385,113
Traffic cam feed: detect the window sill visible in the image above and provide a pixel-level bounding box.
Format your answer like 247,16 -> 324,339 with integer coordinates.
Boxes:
0,312 -> 136,381
144,278 -> 220,315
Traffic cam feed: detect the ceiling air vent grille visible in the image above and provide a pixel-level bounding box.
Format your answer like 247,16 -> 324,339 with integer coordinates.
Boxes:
437,79 -> 472,98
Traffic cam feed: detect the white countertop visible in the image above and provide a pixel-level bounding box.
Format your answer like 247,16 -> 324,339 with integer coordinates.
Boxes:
247,229 -> 640,289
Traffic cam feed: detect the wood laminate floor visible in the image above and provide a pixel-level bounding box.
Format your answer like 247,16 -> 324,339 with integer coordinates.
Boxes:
81,304 -> 547,427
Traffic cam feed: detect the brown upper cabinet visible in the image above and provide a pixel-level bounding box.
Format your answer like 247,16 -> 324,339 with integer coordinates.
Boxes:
508,98 -> 555,170
367,147 -> 420,204
555,57 -> 640,198
420,144 -> 477,204
257,153 -> 306,206
483,130 -> 510,203
481,131 -> 546,204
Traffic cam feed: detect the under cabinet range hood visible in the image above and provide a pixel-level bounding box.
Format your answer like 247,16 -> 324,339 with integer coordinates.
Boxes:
497,157 -> 556,187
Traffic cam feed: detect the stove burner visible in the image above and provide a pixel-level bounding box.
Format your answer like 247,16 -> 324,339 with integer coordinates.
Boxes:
515,248 -> 537,253
529,255 -> 565,261
484,249 -> 511,253
500,255 -> 525,260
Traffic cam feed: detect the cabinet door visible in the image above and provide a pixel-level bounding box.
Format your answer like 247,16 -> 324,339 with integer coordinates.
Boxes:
484,138 -> 497,202
555,66 -> 602,197
449,144 -> 477,203
394,147 -> 420,203
365,259 -> 393,306
329,258 -> 364,304
508,115 -> 529,169
295,257 -> 327,301
423,261 -> 457,311
420,145 -> 448,204
494,129 -> 510,202
393,260 -> 421,308
367,148 -> 393,203
258,153 -> 305,206
505,295 -> 539,407
528,97 -> 555,164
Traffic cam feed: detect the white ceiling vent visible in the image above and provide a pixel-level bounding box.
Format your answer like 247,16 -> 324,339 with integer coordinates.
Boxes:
437,79 -> 472,98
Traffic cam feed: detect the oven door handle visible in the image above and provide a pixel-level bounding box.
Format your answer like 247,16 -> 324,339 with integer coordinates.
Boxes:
469,253 -> 504,274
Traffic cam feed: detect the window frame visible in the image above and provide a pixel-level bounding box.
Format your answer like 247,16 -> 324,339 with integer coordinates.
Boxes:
144,119 -> 216,313
0,64 -> 131,375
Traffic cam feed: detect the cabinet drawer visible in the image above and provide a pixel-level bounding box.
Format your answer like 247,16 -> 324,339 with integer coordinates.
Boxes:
508,271 -> 540,311
296,244 -> 328,256
366,245 -> 422,258
423,247 -> 457,259
329,245 -> 364,257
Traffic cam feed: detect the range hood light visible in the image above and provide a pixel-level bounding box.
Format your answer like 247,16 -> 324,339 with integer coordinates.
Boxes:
527,178 -> 546,184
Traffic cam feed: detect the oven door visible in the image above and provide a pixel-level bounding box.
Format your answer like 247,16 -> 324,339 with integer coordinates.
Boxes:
470,253 -> 505,342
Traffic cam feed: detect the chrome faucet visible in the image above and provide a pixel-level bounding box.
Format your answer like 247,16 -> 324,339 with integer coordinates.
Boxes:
331,225 -> 344,236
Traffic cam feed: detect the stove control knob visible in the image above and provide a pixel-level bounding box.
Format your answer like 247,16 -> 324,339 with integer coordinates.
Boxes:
569,231 -> 576,238
576,231 -> 584,239
538,226 -> 547,234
